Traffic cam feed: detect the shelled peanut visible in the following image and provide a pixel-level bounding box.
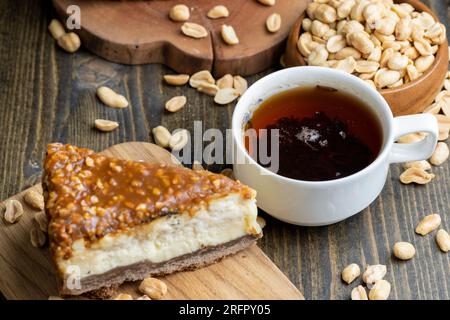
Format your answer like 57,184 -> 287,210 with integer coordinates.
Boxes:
297,0 -> 446,89
154,70 -> 248,154
424,71 -> 450,141
170,3 -> 281,42
397,71 -> 450,185
48,19 -> 81,53
163,70 -> 247,106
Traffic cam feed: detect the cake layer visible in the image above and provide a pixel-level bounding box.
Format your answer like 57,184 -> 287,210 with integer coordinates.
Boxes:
62,235 -> 260,296
57,193 -> 260,280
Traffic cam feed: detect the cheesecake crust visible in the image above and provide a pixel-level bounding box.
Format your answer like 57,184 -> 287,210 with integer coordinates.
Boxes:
62,234 -> 261,297
43,143 -> 256,260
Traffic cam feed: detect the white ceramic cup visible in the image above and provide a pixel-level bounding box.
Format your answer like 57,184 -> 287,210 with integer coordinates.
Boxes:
232,67 -> 439,226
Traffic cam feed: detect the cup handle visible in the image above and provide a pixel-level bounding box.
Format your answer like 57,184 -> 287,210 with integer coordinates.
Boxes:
388,114 -> 439,164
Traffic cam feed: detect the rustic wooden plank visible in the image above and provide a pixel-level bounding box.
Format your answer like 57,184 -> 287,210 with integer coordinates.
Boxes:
0,142 -> 303,300
52,0 -> 305,77
0,0 -> 449,300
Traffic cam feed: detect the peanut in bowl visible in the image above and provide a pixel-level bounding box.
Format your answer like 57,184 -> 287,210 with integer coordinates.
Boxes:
284,0 -> 449,116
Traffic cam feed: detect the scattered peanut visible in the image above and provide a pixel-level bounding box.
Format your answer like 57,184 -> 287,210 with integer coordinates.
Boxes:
169,129 -> 189,151
434,114 -> 450,132
23,189 -> 44,210
266,13 -> 281,33
112,293 -> 133,300
152,126 -> 172,148
440,103 -> 450,118
216,74 -> 234,89
34,211 -> 49,233
30,227 -> 46,248
139,277 -> 168,300
369,279 -> 391,300
57,32 -> 81,53
221,25 -> 239,45
341,263 -> 360,284
444,79 -> 450,92
181,22 -> 208,39
189,70 -> 215,88
429,142 -> 449,166
423,101 -> 443,114
169,4 -> 190,22
233,75 -> 248,96
3,199 -> 23,224
351,285 -> 368,300
403,160 -> 432,171
415,214 -> 441,236
207,5 -> 229,19
439,129 -> 449,141
197,82 -> 219,96
96,86 -> 128,109
48,19 -> 65,40
257,0 -> 275,6
163,74 -> 190,86
257,216 -> 266,229
436,229 -> 450,252
137,295 -> 152,300
362,264 -> 386,285
214,88 -> 239,105
95,119 -> 119,132
165,96 -> 187,113
393,242 -> 416,260
399,167 -> 435,185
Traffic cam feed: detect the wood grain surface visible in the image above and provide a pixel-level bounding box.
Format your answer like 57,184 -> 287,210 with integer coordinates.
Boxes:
52,0 -> 307,77
0,0 -> 449,299
0,142 -> 303,300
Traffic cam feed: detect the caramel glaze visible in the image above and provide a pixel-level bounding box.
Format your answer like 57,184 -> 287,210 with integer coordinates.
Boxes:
43,143 -> 255,260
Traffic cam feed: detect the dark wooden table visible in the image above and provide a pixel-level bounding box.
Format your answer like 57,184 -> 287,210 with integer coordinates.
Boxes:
0,0 -> 448,300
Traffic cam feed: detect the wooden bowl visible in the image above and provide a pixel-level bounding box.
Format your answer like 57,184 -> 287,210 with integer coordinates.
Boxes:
284,0 -> 449,116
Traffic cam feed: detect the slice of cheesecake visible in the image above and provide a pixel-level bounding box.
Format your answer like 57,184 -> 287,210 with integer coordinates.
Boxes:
43,143 -> 262,297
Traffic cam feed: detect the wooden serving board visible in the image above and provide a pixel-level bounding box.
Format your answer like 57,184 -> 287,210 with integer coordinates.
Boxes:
0,142 -> 304,300
52,0 -> 308,77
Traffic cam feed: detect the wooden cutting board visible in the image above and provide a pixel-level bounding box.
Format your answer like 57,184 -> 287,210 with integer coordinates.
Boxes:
52,0 -> 308,77
0,142 -> 304,300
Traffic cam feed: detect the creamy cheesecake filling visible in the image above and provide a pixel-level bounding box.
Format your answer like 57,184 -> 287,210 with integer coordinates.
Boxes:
57,194 -> 261,278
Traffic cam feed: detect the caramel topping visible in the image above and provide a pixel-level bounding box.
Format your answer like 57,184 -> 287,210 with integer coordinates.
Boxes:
43,143 -> 254,259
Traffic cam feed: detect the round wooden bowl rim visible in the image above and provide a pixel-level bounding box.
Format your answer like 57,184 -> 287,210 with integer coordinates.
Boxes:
289,0 -> 448,95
